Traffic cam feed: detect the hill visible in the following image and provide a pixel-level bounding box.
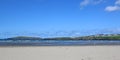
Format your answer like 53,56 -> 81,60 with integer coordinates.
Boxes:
3,34 -> 120,40
74,34 -> 120,40
6,36 -> 42,40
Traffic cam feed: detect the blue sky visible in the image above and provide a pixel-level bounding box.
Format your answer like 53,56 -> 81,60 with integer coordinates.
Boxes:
0,0 -> 120,38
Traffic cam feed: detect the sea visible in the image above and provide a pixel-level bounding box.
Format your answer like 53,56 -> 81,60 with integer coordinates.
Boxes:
0,40 -> 120,46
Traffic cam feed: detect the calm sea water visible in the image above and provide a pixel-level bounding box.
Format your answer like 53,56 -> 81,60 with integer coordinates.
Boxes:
0,40 -> 120,46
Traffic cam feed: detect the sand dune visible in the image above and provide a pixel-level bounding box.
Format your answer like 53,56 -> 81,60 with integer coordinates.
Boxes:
0,46 -> 120,60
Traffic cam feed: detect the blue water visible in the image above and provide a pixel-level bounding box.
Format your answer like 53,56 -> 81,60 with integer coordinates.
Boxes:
0,40 -> 120,46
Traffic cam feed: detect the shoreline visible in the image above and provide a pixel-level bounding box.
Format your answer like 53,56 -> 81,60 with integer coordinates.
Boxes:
0,44 -> 120,47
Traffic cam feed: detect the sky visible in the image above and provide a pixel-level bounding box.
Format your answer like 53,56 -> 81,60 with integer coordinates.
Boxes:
0,0 -> 120,38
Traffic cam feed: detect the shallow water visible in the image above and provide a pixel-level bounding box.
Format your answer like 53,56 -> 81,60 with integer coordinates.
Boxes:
0,40 -> 120,46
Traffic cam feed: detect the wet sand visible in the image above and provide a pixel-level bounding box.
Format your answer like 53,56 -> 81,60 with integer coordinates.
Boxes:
0,46 -> 120,60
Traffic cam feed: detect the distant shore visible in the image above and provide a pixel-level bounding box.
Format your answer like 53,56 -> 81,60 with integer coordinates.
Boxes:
1,34 -> 120,40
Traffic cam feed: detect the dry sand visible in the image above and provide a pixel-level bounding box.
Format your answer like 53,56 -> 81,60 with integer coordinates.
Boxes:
0,46 -> 120,60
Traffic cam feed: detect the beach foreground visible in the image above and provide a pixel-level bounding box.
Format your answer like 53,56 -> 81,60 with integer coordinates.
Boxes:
0,46 -> 120,60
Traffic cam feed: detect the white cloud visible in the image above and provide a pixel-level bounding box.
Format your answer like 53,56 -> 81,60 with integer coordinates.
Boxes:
115,0 -> 120,5
80,0 -> 120,12
92,0 -> 103,4
105,0 -> 120,12
80,0 -> 103,8
105,6 -> 120,12
80,0 -> 90,7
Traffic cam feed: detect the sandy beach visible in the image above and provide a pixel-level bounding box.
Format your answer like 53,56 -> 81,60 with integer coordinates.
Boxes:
0,46 -> 120,60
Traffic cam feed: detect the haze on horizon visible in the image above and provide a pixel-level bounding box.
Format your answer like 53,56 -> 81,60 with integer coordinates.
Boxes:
0,0 -> 120,38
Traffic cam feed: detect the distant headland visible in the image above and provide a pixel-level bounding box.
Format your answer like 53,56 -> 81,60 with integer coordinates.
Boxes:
1,34 -> 120,40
